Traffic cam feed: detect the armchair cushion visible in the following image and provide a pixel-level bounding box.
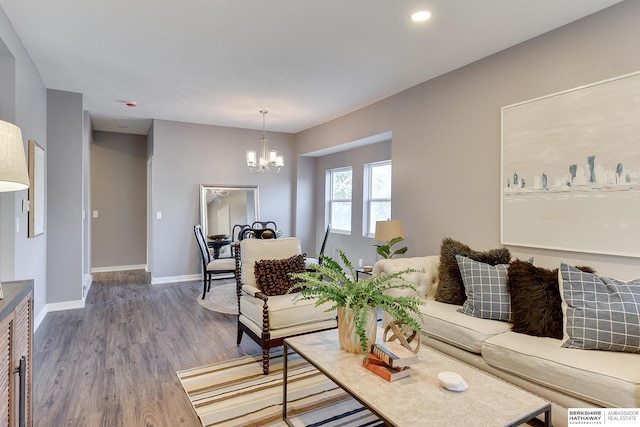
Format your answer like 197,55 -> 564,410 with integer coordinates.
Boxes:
254,254 -> 306,296
240,238 -> 302,287
240,293 -> 336,330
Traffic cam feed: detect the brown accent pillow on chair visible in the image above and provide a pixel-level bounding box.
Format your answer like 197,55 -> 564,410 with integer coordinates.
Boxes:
254,254 -> 306,296
434,238 -> 511,306
507,260 -> 595,339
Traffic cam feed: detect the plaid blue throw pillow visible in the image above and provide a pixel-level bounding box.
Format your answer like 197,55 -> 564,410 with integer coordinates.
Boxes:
560,263 -> 640,353
456,255 -> 511,322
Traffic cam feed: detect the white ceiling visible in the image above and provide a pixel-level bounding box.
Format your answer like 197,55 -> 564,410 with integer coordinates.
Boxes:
0,0 -> 623,135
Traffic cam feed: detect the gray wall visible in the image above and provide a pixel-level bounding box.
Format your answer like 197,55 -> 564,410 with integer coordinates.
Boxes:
91,131 -> 147,270
296,1 -> 640,280
82,111 -> 92,288
314,141 -> 392,267
2,1 -> 640,317
294,155 -> 316,256
0,8 -> 47,322
148,119 -> 296,283
46,89 -> 84,304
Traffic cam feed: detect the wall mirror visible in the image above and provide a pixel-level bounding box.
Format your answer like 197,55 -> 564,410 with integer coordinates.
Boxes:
199,185 -> 259,240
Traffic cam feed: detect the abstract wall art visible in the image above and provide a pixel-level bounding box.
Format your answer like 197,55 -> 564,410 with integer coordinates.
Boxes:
501,71 -> 640,257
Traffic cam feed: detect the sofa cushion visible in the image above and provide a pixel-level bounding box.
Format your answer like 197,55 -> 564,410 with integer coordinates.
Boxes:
422,300 -> 511,353
435,238 -> 511,306
254,254 -> 306,296
456,255 -> 511,322
560,263 -> 640,353
508,261 -> 596,339
482,331 -> 640,408
240,293 -> 336,330
373,256 -> 440,299
508,260 -> 564,339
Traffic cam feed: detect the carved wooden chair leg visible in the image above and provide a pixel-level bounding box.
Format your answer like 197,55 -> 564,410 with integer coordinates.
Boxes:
262,349 -> 270,375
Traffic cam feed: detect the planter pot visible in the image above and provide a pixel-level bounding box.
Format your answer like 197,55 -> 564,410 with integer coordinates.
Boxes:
337,307 -> 377,353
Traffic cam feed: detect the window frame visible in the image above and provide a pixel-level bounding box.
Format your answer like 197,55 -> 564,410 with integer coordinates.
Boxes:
364,160 -> 392,237
327,166 -> 353,235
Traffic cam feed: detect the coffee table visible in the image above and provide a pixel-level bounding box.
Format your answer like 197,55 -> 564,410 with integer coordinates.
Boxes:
283,329 -> 550,426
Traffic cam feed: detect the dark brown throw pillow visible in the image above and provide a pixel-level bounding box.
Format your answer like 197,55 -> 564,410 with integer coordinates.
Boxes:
254,254 -> 306,296
435,238 -> 511,305
507,261 -> 595,339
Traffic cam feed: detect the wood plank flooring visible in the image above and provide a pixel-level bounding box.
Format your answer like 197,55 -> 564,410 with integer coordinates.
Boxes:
33,271 -> 261,427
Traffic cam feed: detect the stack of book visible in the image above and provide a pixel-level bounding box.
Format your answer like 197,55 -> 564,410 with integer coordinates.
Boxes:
362,341 -> 418,382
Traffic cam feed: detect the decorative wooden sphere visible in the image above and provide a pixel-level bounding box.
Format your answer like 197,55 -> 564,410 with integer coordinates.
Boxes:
383,320 -> 421,354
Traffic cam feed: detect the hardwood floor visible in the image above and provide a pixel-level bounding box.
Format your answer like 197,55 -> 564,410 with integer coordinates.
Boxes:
33,271 -> 261,427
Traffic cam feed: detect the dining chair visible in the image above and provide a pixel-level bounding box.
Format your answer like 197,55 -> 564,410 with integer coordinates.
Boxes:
239,227 -> 278,240
306,223 -> 331,270
194,225 -> 236,299
251,220 -> 277,230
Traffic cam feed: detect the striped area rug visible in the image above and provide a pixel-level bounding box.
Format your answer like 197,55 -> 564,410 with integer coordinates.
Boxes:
177,350 -> 385,427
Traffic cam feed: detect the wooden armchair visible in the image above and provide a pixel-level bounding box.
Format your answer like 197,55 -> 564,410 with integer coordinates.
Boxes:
234,237 -> 337,374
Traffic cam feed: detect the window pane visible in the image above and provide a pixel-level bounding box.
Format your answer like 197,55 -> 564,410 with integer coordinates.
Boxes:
371,164 -> 391,198
369,201 -> 391,235
331,201 -> 352,231
332,169 -> 352,199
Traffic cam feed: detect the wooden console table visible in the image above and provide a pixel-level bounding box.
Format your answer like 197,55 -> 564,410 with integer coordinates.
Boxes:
0,280 -> 33,427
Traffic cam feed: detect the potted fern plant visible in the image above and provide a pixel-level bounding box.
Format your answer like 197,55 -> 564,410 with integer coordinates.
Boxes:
290,250 -> 425,354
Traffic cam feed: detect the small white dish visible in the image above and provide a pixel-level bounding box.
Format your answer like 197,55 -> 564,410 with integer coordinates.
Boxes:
438,371 -> 468,392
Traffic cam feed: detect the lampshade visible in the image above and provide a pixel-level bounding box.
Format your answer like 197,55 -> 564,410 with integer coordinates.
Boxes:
0,120 -> 30,192
375,220 -> 404,241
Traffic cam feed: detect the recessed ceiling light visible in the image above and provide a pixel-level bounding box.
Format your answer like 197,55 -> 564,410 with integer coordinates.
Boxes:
411,10 -> 431,22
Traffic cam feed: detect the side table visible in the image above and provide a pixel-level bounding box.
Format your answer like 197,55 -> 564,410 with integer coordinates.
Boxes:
355,268 -> 372,282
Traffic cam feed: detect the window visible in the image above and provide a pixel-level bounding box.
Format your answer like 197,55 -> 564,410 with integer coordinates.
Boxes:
329,167 -> 352,233
365,161 -> 391,236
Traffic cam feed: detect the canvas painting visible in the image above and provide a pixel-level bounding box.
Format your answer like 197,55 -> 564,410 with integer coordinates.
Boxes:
501,72 -> 640,257
29,140 -> 45,237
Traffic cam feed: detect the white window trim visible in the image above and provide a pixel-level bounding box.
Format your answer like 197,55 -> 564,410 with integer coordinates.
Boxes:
364,160 -> 391,238
328,166 -> 353,234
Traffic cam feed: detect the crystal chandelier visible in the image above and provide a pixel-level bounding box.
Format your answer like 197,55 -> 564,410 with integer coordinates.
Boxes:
246,110 -> 284,174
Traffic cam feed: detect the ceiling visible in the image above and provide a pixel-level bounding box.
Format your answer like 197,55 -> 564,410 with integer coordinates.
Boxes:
0,0 -> 623,135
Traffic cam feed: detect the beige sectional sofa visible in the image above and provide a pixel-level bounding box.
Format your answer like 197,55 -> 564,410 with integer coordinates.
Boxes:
373,255 -> 640,427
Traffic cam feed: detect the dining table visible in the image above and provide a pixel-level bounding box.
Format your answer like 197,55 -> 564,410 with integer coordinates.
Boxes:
207,239 -> 231,259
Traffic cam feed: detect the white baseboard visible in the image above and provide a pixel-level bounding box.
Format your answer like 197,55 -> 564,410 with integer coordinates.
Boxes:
33,299 -> 85,332
33,307 -> 47,332
91,264 -> 147,273
151,273 -> 235,285
46,299 -> 85,313
83,273 -> 93,303
151,274 -> 200,285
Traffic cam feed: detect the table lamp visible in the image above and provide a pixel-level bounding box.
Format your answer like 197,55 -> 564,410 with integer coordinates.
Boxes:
374,220 -> 407,259
0,120 -> 31,298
